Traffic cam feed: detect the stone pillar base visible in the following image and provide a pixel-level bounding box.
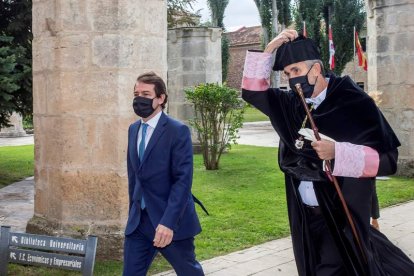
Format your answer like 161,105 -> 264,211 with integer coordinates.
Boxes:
26,216 -> 124,260
397,158 -> 414,178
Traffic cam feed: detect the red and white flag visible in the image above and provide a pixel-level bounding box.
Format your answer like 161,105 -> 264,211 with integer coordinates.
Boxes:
328,24 -> 335,70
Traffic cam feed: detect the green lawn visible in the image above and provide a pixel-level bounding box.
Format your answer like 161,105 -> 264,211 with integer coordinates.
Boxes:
0,145 -> 34,189
243,105 -> 269,122
4,145 -> 414,275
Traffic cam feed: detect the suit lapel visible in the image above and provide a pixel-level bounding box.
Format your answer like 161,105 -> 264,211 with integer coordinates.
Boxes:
139,112 -> 168,169
130,121 -> 141,172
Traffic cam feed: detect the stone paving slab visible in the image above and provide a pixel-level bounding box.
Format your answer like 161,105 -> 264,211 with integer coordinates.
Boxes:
0,177 -> 34,232
155,201 -> 414,276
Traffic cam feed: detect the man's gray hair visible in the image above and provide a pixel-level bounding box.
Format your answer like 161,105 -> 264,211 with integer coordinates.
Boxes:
304,59 -> 325,74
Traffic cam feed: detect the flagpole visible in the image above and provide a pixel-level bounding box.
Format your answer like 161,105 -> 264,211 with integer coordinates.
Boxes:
328,24 -> 335,71
303,21 -> 306,37
353,26 -> 356,77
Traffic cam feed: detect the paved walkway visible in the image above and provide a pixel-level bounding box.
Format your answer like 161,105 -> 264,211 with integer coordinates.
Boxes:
0,134 -> 34,147
237,121 -> 279,147
1,123 -> 413,275
0,177 -> 34,232
154,201 -> 414,276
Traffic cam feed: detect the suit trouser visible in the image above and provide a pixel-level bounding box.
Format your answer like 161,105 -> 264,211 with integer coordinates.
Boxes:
123,209 -> 204,276
305,206 -> 347,276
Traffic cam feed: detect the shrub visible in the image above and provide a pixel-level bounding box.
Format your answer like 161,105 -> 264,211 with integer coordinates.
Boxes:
185,83 -> 244,170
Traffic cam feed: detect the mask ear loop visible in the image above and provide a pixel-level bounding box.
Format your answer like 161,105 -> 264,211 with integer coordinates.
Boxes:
306,63 -> 319,86
313,75 -> 319,86
306,63 -> 314,82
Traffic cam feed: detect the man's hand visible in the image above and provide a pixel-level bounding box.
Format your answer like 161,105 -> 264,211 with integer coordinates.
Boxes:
311,140 -> 335,160
371,218 -> 380,230
153,224 -> 173,248
264,29 -> 298,53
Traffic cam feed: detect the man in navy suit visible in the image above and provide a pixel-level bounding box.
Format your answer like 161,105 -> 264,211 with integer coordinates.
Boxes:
123,72 -> 204,275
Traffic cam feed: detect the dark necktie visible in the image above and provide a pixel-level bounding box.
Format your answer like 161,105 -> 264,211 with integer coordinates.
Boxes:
139,123 -> 148,209
139,123 -> 148,162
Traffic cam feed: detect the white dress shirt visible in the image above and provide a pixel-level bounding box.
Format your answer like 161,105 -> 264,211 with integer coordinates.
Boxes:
298,80 -> 328,206
137,111 -> 163,157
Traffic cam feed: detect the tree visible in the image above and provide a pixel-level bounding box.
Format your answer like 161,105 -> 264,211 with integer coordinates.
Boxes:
253,1 -> 291,87
323,0 -> 365,74
293,0 -> 323,43
206,0 -> 230,82
254,0 -> 291,47
276,0 -> 292,29
185,83 -> 244,170
221,35 -> 230,82
0,0 -> 32,129
206,0 -> 229,28
0,36 -> 25,127
167,0 -> 199,28
254,0 -> 272,46
293,0 -> 365,75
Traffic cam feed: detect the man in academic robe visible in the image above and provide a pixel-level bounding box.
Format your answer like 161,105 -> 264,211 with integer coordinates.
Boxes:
241,29 -> 414,275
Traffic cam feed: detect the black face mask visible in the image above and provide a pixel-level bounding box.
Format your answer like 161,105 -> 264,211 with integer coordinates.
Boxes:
288,64 -> 317,98
133,96 -> 155,118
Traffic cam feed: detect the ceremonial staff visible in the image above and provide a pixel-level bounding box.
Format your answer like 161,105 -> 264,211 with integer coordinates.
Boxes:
294,83 -> 367,264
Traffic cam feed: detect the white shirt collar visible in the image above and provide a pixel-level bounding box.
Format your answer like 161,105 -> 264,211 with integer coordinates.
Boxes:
143,110 -> 162,129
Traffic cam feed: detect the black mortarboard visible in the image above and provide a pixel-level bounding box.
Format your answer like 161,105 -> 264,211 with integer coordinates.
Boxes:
273,35 -> 321,71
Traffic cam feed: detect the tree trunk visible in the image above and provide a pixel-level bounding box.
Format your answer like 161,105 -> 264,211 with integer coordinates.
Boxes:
271,0 -> 279,88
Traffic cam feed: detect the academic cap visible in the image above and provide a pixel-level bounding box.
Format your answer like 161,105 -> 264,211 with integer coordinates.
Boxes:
273,35 -> 321,71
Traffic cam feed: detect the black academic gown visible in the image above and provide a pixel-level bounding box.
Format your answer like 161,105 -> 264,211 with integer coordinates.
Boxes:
242,74 -> 414,276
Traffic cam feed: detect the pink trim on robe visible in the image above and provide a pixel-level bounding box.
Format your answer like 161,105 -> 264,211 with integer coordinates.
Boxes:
241,50 -> 273,91
242,77 -> 271,91
362,147 -> 380,177
332,142 -> 379,178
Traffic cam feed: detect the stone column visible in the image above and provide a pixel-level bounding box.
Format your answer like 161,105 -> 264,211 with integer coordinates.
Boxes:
0,112 -> 27,137
167,27 -> 222,124
366,0 -> 414,176
29,0 -> 167,259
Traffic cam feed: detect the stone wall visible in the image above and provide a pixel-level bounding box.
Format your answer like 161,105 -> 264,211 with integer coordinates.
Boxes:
366,0 -> 414,176
167,27 -> 222,123
29,0 -> 167,259
341,59 -> 368,90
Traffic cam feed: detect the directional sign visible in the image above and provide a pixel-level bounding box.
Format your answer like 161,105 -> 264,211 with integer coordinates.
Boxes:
1,226 -> 97,276
9,232 -> 86,254
8,248 -> 84,271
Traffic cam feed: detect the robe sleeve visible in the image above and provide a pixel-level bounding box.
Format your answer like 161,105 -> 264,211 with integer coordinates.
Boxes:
332,142 -> 398,178
377,148 -> 398,176
241,50 -> 274,117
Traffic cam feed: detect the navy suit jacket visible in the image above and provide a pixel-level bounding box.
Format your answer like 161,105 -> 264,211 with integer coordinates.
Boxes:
125,112 -> 202,240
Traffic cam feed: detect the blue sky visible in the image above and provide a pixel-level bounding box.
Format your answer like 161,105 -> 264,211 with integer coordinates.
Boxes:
190,0 -> 261,30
